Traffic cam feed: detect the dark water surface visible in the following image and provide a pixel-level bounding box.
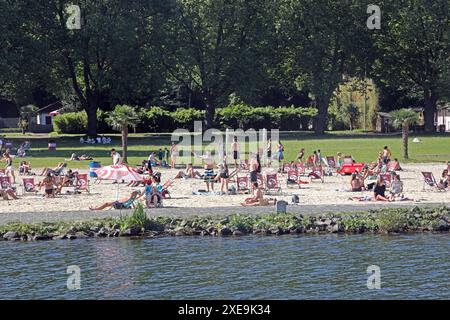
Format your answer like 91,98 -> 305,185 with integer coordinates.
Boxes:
0,233 -> 448,299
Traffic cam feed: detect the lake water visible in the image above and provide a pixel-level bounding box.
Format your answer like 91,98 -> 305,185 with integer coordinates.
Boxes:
0,234 -> 448,300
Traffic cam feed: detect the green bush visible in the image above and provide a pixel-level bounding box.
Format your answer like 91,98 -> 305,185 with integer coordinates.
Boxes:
143,107 -> 174,132
53,112 -> 88,134
172,108 -> 205,130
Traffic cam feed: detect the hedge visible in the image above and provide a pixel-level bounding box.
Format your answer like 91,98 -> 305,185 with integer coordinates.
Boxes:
52,105 -> 318,134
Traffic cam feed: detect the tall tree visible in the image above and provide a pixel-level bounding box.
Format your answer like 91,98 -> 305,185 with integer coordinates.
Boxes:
106,105 -> 140,163
161,0 -> 273,128
372,0 -> 450,132
16,0 -> 169,136
277,0 -> 370,133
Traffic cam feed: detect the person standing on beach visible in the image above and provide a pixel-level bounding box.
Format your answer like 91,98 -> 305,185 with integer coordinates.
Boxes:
111,149 -> 122,184
249,153 -> 260,190
382,146 -> 391,165
2,151 -> 15,184
277,141 -> 284,170
158,148 -> 163,164
164,147 -> 169,166
170,142 -> 177,169
231,136 -> 239,168
266,138 -> 272,167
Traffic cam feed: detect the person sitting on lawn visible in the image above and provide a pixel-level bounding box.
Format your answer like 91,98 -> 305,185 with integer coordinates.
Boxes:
67,153 -> 92,161
89,190 -> 141,211
39,162 -> 67,176
174,163 -> 202,179
40,173 -> 56,198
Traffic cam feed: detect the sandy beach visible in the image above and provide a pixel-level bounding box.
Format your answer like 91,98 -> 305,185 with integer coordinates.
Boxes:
1,163 -> 448,215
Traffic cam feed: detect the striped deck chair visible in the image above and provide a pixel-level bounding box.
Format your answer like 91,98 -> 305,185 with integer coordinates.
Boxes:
75,174 -> 90,193
236,176 -> 250,194
296,162 -> 305,175
256,173 -> 265,190
308,166 -> 324,183
421,172 -> 446,191
265,173 -> 282,194
22,178 -> 37,195
379,173 -> 392,189
0,176 -> 12,190
287,170 -> 301,189
240,160 -> 249,171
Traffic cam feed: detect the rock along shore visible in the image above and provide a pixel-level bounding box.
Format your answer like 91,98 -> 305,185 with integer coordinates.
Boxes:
0,206 -> 449,242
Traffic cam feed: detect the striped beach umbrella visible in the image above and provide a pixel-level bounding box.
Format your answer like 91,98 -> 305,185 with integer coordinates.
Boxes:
95,165 -> 143,182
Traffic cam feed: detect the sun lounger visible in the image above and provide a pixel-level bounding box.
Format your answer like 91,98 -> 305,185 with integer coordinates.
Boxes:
308,166 -> 324,183
287,170 -> 301,189
256,173 -> 265,190
22,178 -> 37,195
75,174 -> 90,193
0,176 -> 12,190
295,162 -> 305,175
421,172 -> 446,191
236,176 -> 250,194
265,173 -> 282,194
113,191 -> 141,210
326,156 -> 336,169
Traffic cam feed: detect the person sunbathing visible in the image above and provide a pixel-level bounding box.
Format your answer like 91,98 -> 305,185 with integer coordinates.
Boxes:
39,173 -> 56,198
388,174 -> 404,200
174,163 -> 202,179
55,170 -> 78,194
89,190 -> 141,211
241,183 -> 276,206
0,188 -> 19,200
439,169 -> 449,189
39,162 -> 67,176
66,153 -> 92,161
350,173 -> 365,192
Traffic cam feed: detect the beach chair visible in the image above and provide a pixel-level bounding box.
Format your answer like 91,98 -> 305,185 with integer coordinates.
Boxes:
113,191 -> 141,210
287,170 -> 301,189
75,174 -> 90,193
282,163 -> 292,174
386,161 -> 400,172
295,162 -> 305,175
22,178 -> 37,195
265,173 -> 282,194
0,169 -> 6,176
343,156 -> 353,164
236,176 -> 250,194
52,175 -> 62,187
256,173 -> 265,190
239,160 -> 249,171
379,173 -> 392,189
0,176 -> 12,190
327,156 -> 336,169
308,166 -> 324,183
421,172 -> 446,191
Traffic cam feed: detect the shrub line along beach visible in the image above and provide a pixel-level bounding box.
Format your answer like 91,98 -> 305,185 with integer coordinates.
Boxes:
1,205 -> 449,242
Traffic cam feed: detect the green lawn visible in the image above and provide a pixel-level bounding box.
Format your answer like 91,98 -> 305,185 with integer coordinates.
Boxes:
2,132 -> 449,169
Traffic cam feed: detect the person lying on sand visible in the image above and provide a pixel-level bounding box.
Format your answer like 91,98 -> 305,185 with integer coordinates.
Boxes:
89,190 -> 141,211
174,163 -> 202,179
241,182 -> 277,207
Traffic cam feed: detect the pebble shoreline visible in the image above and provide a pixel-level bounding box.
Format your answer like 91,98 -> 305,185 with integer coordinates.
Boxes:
0,206 -> 449,242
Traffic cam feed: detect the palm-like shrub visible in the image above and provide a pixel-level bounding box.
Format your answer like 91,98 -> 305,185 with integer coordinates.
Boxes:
390,108 -> 420,159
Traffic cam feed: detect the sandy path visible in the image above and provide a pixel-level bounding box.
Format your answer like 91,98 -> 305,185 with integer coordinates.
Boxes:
0,163 -> 448,218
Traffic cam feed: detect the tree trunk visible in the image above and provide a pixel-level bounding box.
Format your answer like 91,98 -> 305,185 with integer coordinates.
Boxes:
423,89 -> 438,133
86,103 -> 98,137
204,102 -> 215,130
314,96 -> 330,134
402,124 -> 409,159
122,124 -> 128,164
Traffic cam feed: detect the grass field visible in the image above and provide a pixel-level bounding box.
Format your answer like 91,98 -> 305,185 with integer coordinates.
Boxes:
2,131 -> 449,169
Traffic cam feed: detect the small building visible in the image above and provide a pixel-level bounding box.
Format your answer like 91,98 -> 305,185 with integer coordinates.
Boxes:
376,112 -> 393,133
436,103 -> 450,132
31,101 -> 62,133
